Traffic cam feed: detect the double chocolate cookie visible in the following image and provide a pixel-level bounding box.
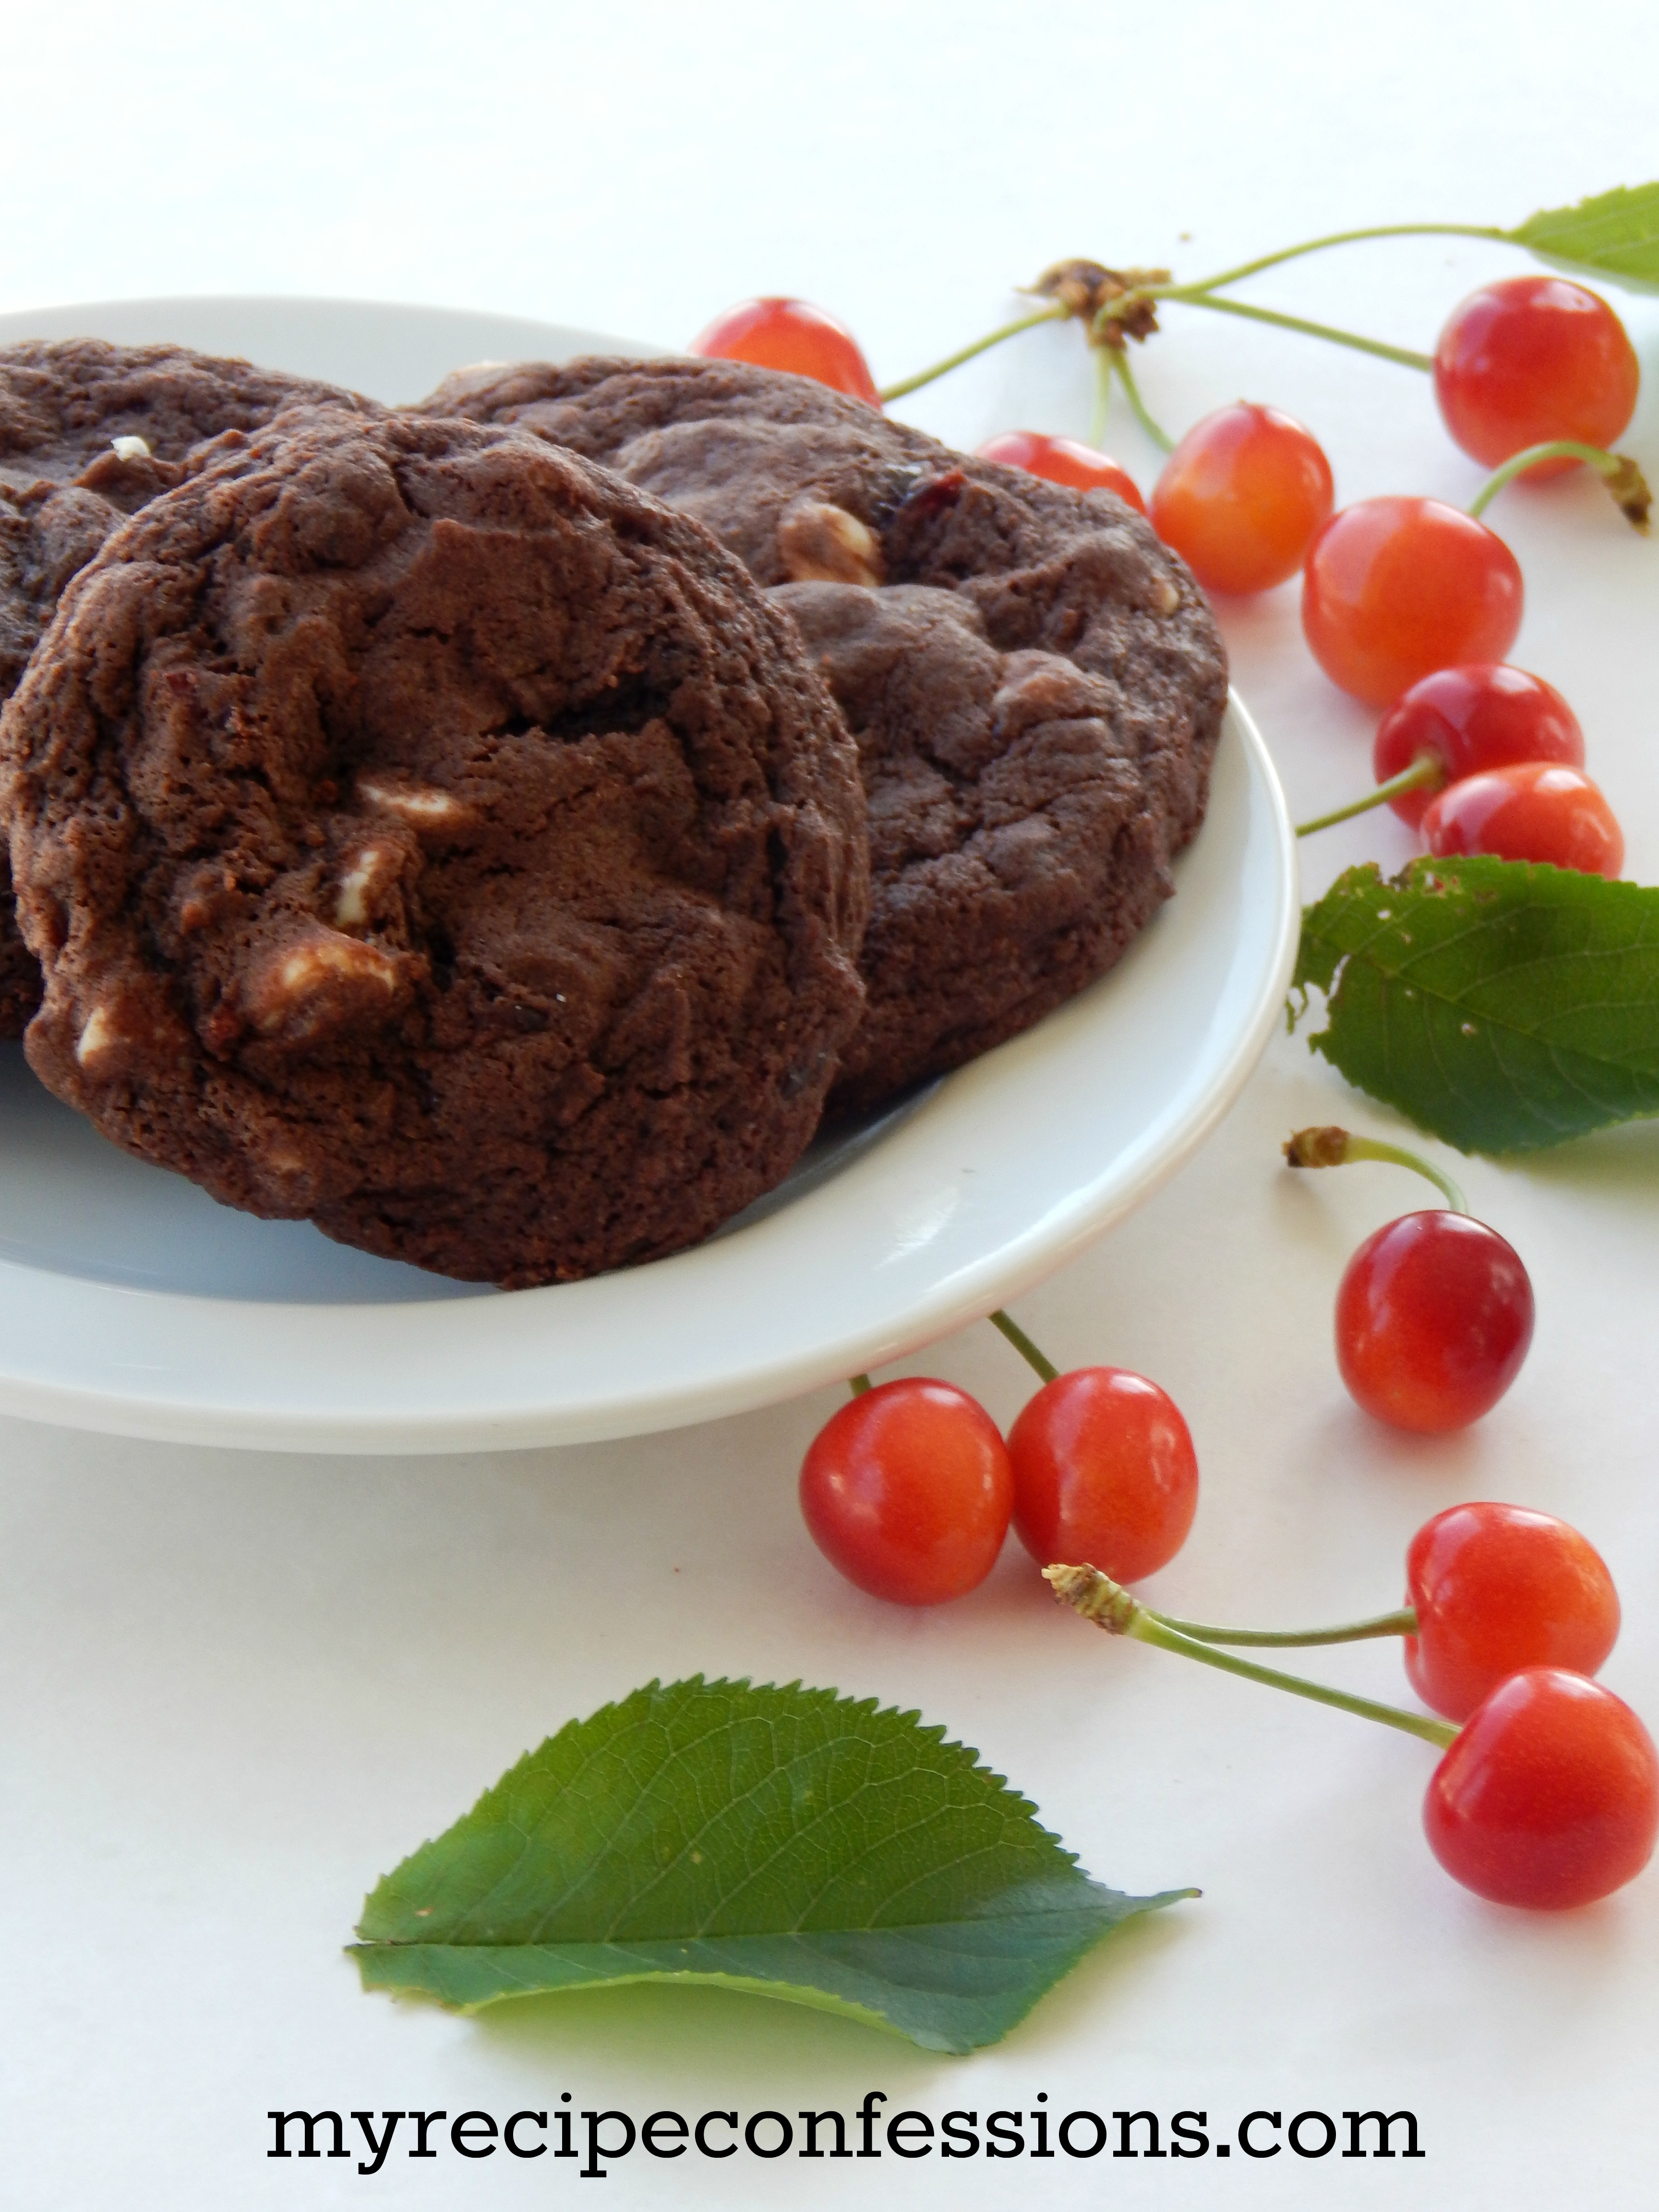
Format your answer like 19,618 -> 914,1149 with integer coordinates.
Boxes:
0,340 -> 379,1032
2,408 -> 867,1285
417,356 -> 1228,1110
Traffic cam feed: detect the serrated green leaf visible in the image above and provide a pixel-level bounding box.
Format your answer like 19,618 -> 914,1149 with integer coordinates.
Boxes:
1291,857 -> 1659,1154
1509,182 -> 1659,295
350,1677 -> 1190,2054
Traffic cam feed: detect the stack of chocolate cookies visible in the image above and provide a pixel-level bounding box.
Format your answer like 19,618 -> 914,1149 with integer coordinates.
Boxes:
0,339 -> 1226,1287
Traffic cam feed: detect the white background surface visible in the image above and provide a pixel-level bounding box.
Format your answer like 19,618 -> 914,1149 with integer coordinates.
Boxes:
4,2 -> 1659,2205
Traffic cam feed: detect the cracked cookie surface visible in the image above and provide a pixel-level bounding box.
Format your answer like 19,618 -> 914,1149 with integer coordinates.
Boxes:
2,407 -> 867,1284
417,355 -> 1228,1109
0,339 -> 378,1033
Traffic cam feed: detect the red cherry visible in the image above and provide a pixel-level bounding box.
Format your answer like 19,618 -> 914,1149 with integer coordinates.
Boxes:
688,297 -> 880,404
1435,276 -> 1640,479
1421,760 -> 1623,877
1405,1503 -> 1621,1722
1008,1367 -> 1198,1583
1302,497 -> 1523,707
1373,664 -> 1586,828
1149,402 -> 1334,595
977,430 -> 1145,513
1424,1670 -> 1659,1908
1335,1210 -> 1534,1434
799,1379 -> 1012,1604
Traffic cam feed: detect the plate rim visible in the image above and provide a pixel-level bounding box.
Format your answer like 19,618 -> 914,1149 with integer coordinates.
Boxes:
0,298 -> 1299,1452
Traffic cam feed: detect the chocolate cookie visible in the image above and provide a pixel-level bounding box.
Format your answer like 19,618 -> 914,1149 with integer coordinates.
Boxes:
2,408 -> 867,1286
0,340 -> 380,1032
416,356 -> 1227,1109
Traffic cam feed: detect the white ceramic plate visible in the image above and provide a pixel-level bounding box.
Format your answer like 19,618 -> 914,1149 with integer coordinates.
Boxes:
0,297 -> 1298,1452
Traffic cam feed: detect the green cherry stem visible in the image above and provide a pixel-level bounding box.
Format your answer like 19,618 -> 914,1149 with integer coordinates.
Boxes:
1154,220 -> 1510,300
847,1372 -> 874,1396
1089,342 -> 1113,447
987,1308 -> 1061,1384
1467,442 -> 1652,532
1046,1564 -> 1457,1749
877,303 -> 1069,404
1157,289 -> 1433,372
1146,1602 -> 1418,1648
1109,346 -> 1175,452
1295,754 -> 1445,836
1284,1124 -> 1468,1213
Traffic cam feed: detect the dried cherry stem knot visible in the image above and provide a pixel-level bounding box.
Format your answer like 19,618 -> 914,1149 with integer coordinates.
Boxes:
1043,1564 -> 1455,1748
1468,443 -> 1652,533
1284,1124 -> 1467,1212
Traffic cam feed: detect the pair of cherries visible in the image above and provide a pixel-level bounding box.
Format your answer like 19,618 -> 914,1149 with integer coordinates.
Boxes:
800,1354 -> 1196,1609
1054,1498 -> 1656,1914
1297,661 -> 1624,877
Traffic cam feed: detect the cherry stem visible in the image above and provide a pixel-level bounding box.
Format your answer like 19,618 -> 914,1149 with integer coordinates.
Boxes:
1467,443 -> 1652,532
1159,290 -> 1433,372
987,1307 -> 1061,1384
1046,1565 -> 1458,1749
1090,344 -> 1113,446
1148,1603 -> 1418,1648
877,304 -> 1069,404
1284,1124 -> 1469,1214
1295,754 -> 1445,836
1109,347 -> 1175,453
847,1373 -> 874,1396
1154,221 -> 1511,301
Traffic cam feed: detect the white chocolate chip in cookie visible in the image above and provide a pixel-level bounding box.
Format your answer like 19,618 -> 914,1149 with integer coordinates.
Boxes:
358,779 -> 470,830
777,501 -> 884,587
109,434 -> 152,462
1152,576 -> 1181,615
247,931 -> 406,1042
74,1003 -> 120,1070
333,843 -> 399,928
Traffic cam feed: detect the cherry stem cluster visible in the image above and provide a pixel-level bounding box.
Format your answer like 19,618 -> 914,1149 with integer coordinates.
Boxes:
1283,1123 -> 1468,1214
1046,1563 -> 1459,1749
875,217 -> 1520,412
1296,755 -> 1444,837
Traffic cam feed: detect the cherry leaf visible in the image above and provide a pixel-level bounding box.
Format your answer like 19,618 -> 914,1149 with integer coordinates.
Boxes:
1292,857 -> 1659,1154
350,1676 -> 1192,2054
1508,182 -> 1659,296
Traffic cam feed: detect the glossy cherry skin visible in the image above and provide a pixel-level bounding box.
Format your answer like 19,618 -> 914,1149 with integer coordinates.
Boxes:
1008,1367 -> 1198,1583
1149,402 -> 1334,594
1335,1211 -> 1534,1434
1425,1670 -> 1659,1908
1435,276 -> 1640,479
799,1379 -> 1013,1604
1405,1503 -> 1621,1722
1301,498 -> 1523,707
689,297 -> 880,403
1373,664 -> 1586,829
1421,760 -> 1623,877
977,430 -> 1145,512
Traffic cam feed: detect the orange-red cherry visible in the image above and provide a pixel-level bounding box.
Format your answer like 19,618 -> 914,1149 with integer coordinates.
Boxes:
1150,402 -> 1334,595
1301,498 -> 1524,706
977,430 -> 1145,512
689,297 -> 880,404
799,1379 -> 1013,1604
1335,1211 -> 1534,1433
1435,276 -> 1640,479
1373,664 -> 1585,828
1405,1503 -> 1621,1722
1424,1670 -> 1659,1908
1421,760 -> 1623,877
1008,1367 -> 1198,1583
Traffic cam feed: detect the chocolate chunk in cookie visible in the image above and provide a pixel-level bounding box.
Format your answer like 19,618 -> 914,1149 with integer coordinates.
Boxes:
3,408 -> 867,1285
0,340 -> 380,1032
415,356 -> 1227,1111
